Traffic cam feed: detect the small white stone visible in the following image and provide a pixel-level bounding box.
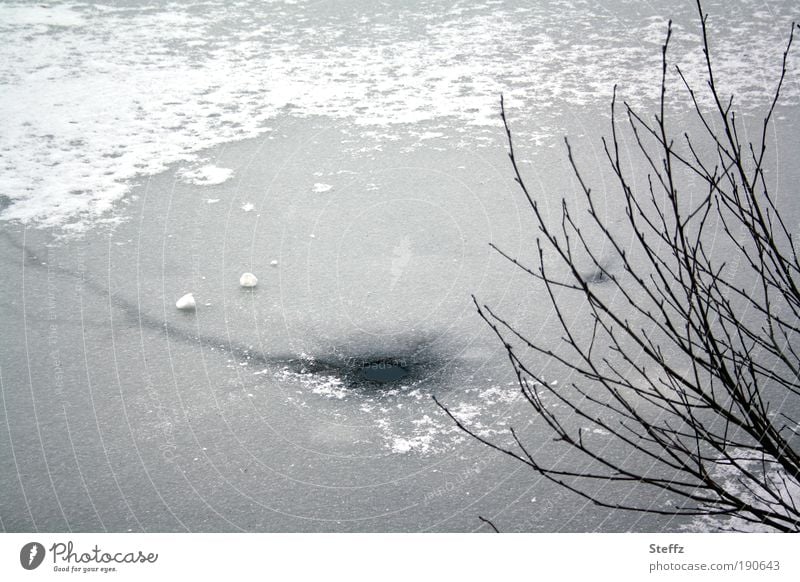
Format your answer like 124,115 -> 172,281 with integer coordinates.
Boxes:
176,293 -> 196,310
239,272 -> 258,287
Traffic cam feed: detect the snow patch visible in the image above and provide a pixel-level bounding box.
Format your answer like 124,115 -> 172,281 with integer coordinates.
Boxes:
178,164 -> 233,186
390,435 -> 434,454
312,183 -> 333,193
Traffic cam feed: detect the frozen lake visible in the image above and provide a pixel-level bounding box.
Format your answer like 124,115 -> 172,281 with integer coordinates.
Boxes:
1,0 -> 799,532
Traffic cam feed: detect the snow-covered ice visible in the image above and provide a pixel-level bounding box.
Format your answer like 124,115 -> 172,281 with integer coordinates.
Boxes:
1,0 -> 796,227
239,272 -> 258,287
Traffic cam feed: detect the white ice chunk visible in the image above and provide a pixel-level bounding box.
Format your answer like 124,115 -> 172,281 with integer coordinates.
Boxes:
239,272 -> 258,287
176,293 -> 196,310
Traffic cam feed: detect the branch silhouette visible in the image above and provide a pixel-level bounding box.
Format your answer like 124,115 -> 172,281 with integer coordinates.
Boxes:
438,0 -> 800,532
